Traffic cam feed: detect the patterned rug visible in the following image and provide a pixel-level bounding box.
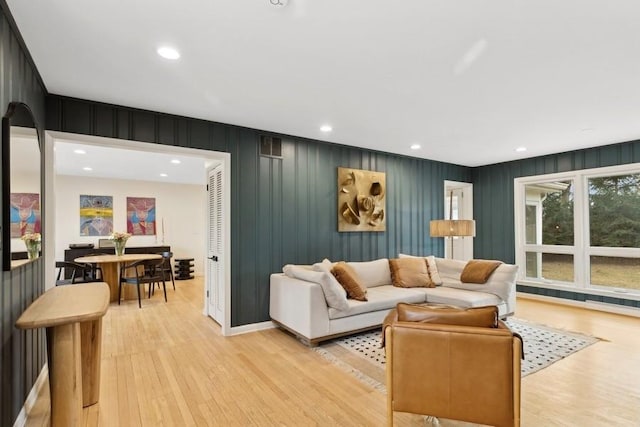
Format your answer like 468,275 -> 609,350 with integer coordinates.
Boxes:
313,317 -> 600,393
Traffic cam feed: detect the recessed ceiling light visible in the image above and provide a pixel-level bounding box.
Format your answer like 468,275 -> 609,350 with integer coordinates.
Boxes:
157,46 -> 180,60
83,167 -> 93,171
170,159 -> 181,164
74,149 -> 86,155
320,125 -> 333,133
515,147 -> 527,152
160,173 -> 168,177
410,144 -> 421,150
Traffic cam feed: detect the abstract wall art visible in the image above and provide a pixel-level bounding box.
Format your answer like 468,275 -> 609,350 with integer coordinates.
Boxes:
337,167 -> 386,232
10,193 -> 41,238
127,197 -> 156,235
79,195 -> 114,236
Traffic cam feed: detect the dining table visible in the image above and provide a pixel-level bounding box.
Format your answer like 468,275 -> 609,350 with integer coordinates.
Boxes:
74,253 -> 163,302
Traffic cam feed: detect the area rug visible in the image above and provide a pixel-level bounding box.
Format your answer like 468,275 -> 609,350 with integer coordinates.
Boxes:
313,317 -> 600,394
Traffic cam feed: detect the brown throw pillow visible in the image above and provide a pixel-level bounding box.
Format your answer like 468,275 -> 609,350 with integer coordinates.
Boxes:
331,262 -> 367,301
389,258 -> 434,288
460,259 -> 503,284
396,303 -> 498,328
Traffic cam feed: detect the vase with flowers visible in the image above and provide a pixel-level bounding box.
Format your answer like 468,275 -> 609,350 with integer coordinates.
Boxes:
21,232 -> 41,260
110,231 -> 131,256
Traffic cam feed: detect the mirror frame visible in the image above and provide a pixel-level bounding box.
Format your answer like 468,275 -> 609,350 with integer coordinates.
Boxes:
2,102 -> 41,271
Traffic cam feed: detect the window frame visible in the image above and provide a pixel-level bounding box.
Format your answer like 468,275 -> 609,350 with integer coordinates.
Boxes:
514,162 -> 640,298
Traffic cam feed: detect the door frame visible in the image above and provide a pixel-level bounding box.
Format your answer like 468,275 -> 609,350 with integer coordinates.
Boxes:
443,180 -> 474,260
44,131 -> 233,335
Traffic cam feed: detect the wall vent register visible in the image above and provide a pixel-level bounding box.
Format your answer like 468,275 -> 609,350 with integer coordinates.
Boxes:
260,136 -> 282,158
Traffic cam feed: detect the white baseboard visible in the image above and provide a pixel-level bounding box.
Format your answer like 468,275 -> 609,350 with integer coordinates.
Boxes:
227,321 -> 275,336
13,365 -> 48,427
517,292 -> 640,318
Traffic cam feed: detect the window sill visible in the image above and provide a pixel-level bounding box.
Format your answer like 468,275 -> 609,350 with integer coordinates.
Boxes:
517,279 -> 640,303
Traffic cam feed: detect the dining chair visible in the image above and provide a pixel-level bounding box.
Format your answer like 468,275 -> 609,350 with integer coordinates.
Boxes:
83,251 -> 107,282
160,251 -> 175,290
56,261 -> 105,285
119,258 -> 167,308
147,252 -> 175,296
55,261 -> 90,285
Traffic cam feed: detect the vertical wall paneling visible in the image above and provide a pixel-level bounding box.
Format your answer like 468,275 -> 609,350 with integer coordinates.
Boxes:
0,3 -> 47,425
46,95 -> 471,329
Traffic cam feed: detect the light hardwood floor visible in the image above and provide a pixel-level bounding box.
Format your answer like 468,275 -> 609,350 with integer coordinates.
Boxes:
24,278 -> 640,426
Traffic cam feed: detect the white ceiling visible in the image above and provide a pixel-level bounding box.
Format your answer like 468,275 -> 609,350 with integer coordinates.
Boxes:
54,140 -> 212,185
7,1 -> 640,167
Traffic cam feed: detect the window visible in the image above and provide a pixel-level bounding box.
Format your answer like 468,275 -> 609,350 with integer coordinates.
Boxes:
522,180 -> 574,283
515,165 -> 640,295
588,174 -> 640,248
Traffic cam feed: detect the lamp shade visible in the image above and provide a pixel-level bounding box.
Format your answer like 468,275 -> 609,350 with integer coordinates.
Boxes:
429,219 -> 476,237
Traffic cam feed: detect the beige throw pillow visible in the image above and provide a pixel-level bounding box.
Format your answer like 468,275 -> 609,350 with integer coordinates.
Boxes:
347,258 -> 391,288
389,258 -> 434,288
398,253 -> 443,285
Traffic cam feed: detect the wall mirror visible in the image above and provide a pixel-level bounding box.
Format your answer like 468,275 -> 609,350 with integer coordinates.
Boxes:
2,102 -> 41,271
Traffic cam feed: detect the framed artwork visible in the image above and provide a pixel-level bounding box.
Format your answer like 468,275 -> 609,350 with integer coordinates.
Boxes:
337,167 -> 386,232
80,195 -> 114,236
10,193 -> 41,238
127,197 -> 156,235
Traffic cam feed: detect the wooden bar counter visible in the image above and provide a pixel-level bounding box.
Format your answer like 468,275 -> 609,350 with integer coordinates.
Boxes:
16,283 -> 110,427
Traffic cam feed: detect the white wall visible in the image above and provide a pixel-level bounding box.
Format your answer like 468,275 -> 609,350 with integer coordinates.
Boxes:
55,175 -> 206,275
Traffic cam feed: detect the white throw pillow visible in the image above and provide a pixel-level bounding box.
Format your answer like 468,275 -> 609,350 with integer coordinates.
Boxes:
398,253 -> 443,285
311,258 -> 334,273
346,258 -> 392,288
285,263 -> 349,311
282,264 -> 313,276
433,257 -> 467,282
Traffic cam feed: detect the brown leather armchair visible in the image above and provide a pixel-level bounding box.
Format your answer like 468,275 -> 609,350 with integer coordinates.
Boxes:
384,303 -> 522,427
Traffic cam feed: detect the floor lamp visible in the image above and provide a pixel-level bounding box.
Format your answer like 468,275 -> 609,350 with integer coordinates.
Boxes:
429,191 -> 476,259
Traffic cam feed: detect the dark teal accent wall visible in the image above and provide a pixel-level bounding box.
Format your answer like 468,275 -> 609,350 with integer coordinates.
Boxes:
46,95 -> 471,327
472,140 -> 640,263
0,2 -> 47,425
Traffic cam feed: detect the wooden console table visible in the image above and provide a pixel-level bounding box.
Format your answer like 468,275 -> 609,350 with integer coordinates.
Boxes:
16,283 -> 110,427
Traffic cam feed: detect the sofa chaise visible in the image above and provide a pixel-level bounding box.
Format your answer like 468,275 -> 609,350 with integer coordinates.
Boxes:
269,255 -> 518,346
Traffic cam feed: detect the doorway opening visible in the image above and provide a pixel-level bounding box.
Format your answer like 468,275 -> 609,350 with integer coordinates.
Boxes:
443,180 -> 474,261
44,131 -> 231,334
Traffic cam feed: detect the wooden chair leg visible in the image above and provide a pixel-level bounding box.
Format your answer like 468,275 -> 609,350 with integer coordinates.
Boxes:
162,278 -> 167,302
170,270 -> 175,290
136,283 -> 141,308
118,282 -> 122,305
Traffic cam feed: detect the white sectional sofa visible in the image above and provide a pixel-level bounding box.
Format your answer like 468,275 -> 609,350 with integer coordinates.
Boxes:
269,256 -> 518,346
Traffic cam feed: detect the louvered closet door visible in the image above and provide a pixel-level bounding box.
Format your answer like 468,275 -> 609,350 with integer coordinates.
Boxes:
207,163 -> 225,325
